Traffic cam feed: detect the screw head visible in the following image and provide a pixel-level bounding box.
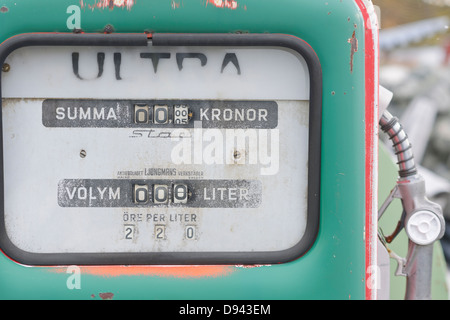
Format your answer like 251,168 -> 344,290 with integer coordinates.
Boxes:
2,63 -> 10,72
104,24 -> 114,33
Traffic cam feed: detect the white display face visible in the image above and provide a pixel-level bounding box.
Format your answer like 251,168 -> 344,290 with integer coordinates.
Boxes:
1,40 -> 317,264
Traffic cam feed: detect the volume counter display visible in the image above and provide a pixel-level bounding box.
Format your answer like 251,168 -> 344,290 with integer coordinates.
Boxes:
58,179 -> 261,208
0,33 -> 321,265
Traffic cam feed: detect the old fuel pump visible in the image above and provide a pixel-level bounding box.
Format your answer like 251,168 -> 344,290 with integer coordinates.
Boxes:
0,0 -> 446,300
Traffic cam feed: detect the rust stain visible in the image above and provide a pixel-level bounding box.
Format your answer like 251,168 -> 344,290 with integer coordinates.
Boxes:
348,31 -> 358,73
49,265 -> 235,278
80,0 -> 135,10
206,0 -> 238,10
0,6 -> 8,13
98,292 -> 114,300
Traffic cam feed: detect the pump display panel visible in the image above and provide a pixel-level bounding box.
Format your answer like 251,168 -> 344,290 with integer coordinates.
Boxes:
0,34 -> 321,265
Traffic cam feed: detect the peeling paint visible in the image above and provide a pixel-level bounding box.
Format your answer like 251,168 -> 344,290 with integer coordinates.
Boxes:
0,6 -> 8,13
206,0 -> 238,10
80,0 -> 135,10
348,31 -> 358,73
50,265 -> 235,278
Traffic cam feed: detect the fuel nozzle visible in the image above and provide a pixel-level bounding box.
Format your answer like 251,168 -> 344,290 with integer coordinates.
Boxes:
378,86 -> 445,300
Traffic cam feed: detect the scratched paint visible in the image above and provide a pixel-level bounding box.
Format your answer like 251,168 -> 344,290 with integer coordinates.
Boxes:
206,0 -> 238,10
171,0 -> 182,9
80,0 -> 135,10
348,31 -> 358,73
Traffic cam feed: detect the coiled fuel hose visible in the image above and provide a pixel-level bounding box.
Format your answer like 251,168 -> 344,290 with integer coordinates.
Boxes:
379,110 -> 417,178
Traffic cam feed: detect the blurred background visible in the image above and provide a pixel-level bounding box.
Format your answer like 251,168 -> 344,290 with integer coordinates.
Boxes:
374,0 -> 450,281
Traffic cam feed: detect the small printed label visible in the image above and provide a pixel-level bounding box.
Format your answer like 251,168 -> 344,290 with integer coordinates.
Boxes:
58,179 -> 262,208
